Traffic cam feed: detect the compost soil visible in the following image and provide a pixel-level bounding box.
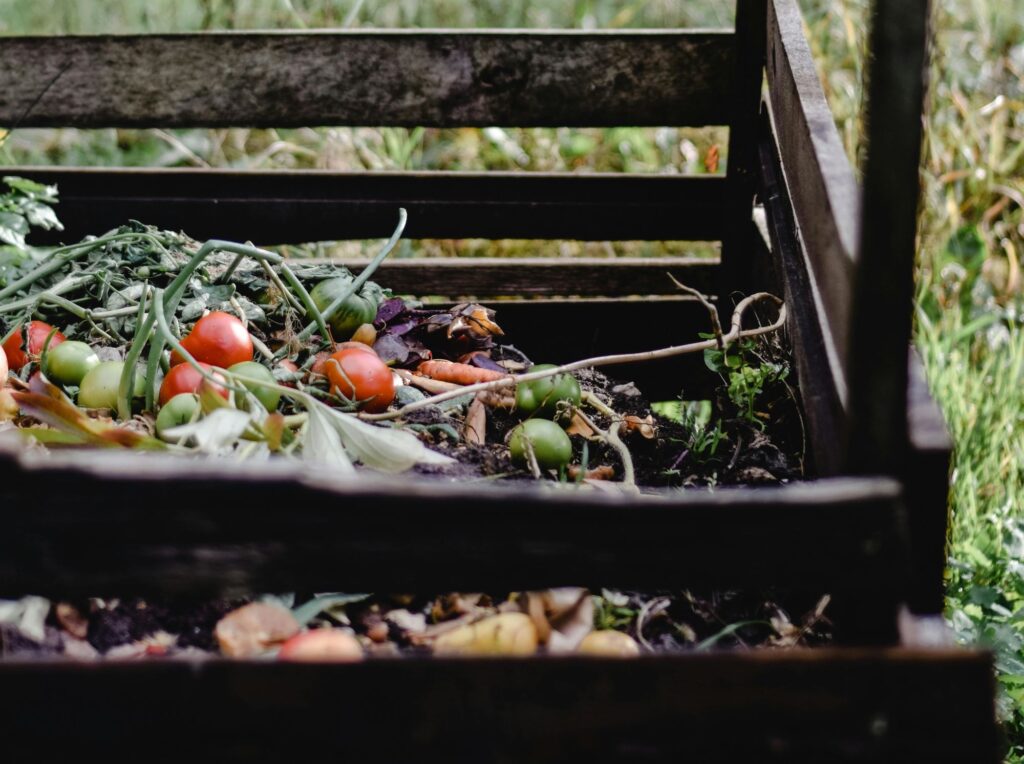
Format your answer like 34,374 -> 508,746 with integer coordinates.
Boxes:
0,588 -> 832,660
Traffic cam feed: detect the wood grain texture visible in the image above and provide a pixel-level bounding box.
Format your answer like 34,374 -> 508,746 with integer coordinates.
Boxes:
0,30 -> 734,128
327,257 -> 718,297
0,453 -> 902,634
10,167 -> 729,243
766,0 -> 860,381
0,650 -> 997,762
845,1 -> 932,474
757,111 -> 847,476
718,0 -> 768,314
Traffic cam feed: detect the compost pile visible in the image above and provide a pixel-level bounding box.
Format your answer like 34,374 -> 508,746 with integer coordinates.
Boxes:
0,177 -> 801,488
0,589 -> 833,661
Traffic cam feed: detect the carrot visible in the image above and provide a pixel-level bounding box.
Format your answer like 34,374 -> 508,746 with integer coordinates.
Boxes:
416,359 -> 507,385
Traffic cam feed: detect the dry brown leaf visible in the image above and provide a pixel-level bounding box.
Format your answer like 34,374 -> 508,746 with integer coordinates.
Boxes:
565,412 -> 597,439
463,393 -> 487,445
621,415 -> 656,440
214,602 -> 300,658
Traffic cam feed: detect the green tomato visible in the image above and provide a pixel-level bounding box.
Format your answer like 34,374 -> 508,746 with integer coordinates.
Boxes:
156,393 -> 200,438
78,361 -> 145,410
509,419 -> 573,471
43,340 -> 100,386
515,364 -> 582,424
228,361 -> 281,412
309,277 -> 380,341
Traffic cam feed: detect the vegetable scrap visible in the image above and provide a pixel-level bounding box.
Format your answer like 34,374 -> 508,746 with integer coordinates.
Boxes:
0,176 -> 802,488
0,589 -> 833,660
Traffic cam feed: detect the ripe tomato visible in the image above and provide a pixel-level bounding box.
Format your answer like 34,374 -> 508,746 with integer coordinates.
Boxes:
159,362 -> 229,405
325,347 -> 395,413
169,311 -> 253,368
1,321 -> 66,371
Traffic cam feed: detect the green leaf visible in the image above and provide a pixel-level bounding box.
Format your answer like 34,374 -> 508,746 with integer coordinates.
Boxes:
292,593 -> 371,626
0,212 -> 29,248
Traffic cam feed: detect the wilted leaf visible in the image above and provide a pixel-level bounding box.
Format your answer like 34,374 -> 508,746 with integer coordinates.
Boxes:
292,593 -> 371,627
164,408 -> 252,452
463,394 -> 487,445
302,405 -> 355,474
325,406 -> 454,472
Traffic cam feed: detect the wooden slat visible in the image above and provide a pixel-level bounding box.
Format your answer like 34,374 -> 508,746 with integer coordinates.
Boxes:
0,30 -> 734,128
0,650 -> 998,762
845,1 -> 932,474
9,167 -> 729,243
0,461 -> 902,632
322,257 -> 718,297
766,0 -> 860,384
757,111 -> 847,475
904,351 -> 952,615
718,0 -> 768,314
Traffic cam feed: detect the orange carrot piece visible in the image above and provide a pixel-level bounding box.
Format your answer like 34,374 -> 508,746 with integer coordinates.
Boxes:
416,359 -> 507,385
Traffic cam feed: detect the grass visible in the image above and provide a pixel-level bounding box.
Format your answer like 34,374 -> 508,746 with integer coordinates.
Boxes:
2,0 -> 1024,756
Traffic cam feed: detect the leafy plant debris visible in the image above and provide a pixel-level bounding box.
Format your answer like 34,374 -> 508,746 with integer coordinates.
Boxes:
0,176 -> 801,488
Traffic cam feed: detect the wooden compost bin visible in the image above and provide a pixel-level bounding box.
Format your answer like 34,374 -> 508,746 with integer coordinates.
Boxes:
0,1 -> 1000,761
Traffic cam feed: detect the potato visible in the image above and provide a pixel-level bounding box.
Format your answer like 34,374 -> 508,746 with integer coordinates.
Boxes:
434,612 -> 538,656
577,630 -> 641,657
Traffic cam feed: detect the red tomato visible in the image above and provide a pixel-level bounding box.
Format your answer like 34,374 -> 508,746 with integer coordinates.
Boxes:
325,347 -> 395,413
169,311 -> 253,368
310,343 -> 374,379
159,362 -> 229,405
1,321 -> 66,372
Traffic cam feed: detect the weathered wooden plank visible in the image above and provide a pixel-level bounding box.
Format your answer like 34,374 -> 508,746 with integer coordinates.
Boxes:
904,350 -> 952,615
316,257 -> 718,297
0,464 -> 903,642
718,0 -> 768,314
757,111 -> 847,475
9,167 -> 729,243
0,30 -> 734,128
0,650 -> 998,762
766,0 -> 860,383
846,1 -> 932,473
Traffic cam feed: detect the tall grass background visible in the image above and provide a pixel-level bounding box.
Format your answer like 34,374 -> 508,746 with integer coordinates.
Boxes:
2,0 -> 1023,756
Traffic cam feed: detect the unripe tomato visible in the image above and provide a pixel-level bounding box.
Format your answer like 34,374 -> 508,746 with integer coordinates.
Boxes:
159,362 -> 228,405
78,361 -> 145,410
2,321 -> 66,371
156,393 -> 200,438
43,340 -> 100,386
278,629 -> 363,662
228,361 -> 280,412
169,311 -> 253,368
325,347 -> 395,413
509,419 -> 573,470
515,364 -> 581,424
309,278 -> 380,341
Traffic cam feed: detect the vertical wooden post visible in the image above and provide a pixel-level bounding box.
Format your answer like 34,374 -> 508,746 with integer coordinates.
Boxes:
719,0 -> 768,317
846,0 -> 932,473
